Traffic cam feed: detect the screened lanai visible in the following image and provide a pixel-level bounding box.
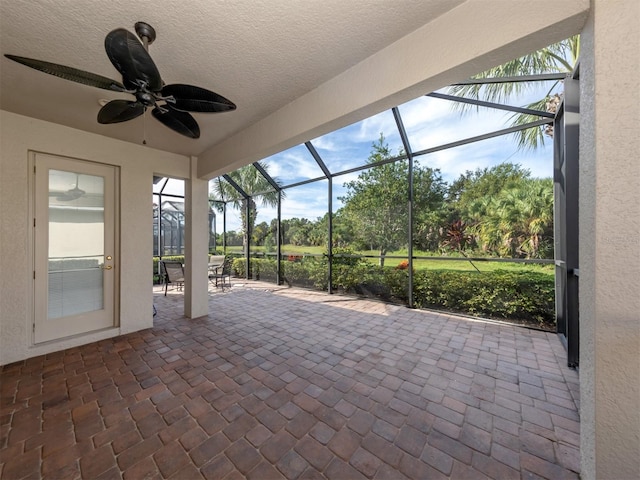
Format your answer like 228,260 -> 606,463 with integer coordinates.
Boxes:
3,1 -> 637,477
201,65 -> 579,366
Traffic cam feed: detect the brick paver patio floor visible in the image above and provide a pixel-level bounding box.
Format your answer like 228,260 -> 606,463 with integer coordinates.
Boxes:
1,281 -> 580,479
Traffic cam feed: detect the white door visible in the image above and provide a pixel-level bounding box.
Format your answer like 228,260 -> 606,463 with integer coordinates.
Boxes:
34,153 -> 118,343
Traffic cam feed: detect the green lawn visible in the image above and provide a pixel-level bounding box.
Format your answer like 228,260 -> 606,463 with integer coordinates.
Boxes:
223,244 -> 554,278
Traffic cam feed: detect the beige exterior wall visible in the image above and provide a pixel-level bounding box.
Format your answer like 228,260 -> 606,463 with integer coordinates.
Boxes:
579,0 -> 640,478
0,111 -> 191,365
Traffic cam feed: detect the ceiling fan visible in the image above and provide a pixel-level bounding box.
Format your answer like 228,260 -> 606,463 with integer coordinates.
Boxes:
4,22 -> 236,139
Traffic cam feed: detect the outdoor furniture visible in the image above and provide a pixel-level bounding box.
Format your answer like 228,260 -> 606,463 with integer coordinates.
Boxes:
208,255 -> 226,286
210,256 -> 232,289
160,260 -> 184,296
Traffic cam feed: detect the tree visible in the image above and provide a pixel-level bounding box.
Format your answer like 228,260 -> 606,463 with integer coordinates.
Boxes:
252,221 -> 269,246
444,164 -> 555,258
329,210 -> 356,248
411,165 -> 449,252
306,215 -> 328,247
447,36 -> 579,150
339,134 -> 446,266
449,163 -> 531,218
443,163 -> 530,252
468,177 -> 553,258
291,219 -> 313,246
210,162 -> 283,249
264,218 -> 280,252
224,230 -> 243,246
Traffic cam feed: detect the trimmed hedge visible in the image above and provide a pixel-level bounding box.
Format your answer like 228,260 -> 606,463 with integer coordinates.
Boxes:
410,269 -> 554,327
231,256 -> 555,330
232,257 -> 320,287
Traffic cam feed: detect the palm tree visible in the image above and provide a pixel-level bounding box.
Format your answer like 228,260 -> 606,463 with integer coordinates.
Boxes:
447,35 -> 579,150
511,178 -> 554,258
210,162 -> 283,249
468,178 -> 553,258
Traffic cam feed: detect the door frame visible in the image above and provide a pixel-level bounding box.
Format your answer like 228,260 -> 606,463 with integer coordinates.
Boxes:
29,151 -> 120,344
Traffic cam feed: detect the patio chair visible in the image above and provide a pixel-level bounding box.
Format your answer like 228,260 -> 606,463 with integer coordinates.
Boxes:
160,260 -> 185,296
208,255 -> 225,286
212,256 -> 233,289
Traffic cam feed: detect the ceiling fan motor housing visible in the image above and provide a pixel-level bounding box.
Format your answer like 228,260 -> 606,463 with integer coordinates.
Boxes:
136,89 -> 156,106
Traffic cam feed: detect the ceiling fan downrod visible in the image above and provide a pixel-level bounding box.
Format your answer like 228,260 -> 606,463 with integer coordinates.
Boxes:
134,22 -> 156,51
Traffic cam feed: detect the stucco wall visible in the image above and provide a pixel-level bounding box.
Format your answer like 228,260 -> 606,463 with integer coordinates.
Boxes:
579,1 -> 640,478
0,110 -> 190,365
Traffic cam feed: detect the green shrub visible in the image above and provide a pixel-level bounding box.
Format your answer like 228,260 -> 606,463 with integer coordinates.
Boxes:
383,268 -> 410,302
250,257 -> 278,282
412,269 -> 554,327
332,262 -> 379,292
283,257 -> 319,288
232,257 -> 246,277
331,247 -> 366,267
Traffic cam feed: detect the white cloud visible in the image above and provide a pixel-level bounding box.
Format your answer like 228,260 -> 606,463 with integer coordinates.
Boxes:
357,110 -> 400,145
264,149 -> 325,183
309,134 -> 339,152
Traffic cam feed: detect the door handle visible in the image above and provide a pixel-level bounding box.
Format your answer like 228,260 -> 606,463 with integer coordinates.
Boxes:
101,265 -> 112,270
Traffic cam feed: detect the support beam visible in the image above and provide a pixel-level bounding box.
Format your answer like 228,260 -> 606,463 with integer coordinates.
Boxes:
276,191 -> 282,285
306,141 -> 333,292
427,92 -> 556,118
184,156 -> 209,319
392,107 -> 414,308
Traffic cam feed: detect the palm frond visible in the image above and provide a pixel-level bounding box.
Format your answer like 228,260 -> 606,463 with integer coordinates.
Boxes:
506,98 -> 554,151
445,36 -> 578,150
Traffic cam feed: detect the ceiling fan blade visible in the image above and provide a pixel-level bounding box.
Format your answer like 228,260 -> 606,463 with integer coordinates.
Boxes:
4,54 -> 125,92
161,84 -> 237,113
98,100 -> 145,124
152,106 -> 200,138
104,28 -> 162,91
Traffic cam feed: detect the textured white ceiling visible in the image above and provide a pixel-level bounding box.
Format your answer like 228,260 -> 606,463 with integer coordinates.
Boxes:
0,0 -> 464,157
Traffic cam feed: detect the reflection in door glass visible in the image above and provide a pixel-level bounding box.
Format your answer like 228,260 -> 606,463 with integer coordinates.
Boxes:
48,170 -> 105,319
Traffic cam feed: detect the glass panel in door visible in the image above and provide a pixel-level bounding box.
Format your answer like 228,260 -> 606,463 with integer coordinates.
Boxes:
47,170 -> 105,318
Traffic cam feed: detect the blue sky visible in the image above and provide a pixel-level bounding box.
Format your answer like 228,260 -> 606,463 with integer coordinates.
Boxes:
225,80 -> 559,233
